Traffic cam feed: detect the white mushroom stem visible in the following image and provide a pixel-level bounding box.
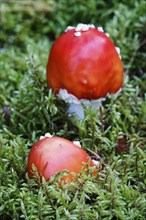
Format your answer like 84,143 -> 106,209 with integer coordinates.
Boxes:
68,103 -> 85,120
57,88 -> 122,120
57,89 -> 105,120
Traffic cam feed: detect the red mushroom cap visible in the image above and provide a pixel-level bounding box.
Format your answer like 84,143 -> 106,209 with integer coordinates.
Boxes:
46,24 -> 124,100
27,136 -> 96,183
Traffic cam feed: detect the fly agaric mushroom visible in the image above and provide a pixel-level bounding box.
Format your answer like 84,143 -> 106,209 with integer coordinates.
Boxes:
46,23 -> 124,119
27,133 -> 98,183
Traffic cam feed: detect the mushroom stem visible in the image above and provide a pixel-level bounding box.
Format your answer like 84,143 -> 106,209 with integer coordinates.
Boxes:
68,103 -> 84,120
57,89 -> 105,120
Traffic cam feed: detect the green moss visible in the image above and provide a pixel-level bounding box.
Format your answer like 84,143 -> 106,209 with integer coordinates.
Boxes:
0,0 -> 146,219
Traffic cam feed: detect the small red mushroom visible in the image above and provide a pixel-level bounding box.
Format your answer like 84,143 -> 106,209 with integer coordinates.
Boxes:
27,134 -> 97,183
46,23 -> 124,100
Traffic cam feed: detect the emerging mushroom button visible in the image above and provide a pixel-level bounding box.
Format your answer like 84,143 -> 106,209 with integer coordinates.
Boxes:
46,23 -> 124,119
27,135 -> 97,183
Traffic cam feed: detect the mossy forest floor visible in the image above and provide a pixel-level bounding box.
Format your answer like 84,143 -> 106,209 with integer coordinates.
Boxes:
0,1 -> 146,219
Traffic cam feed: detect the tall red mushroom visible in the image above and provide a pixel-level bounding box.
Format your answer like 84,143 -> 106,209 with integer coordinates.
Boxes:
46,23 -> 124,119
